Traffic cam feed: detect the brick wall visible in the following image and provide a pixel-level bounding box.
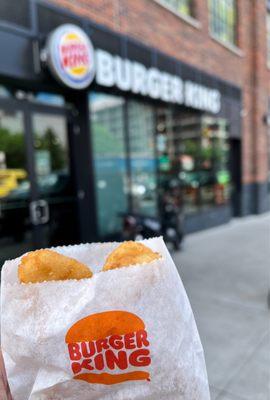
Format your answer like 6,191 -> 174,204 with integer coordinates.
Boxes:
50,0 -> 270,185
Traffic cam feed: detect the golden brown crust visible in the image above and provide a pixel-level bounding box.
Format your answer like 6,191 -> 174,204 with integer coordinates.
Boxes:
102,241 -> 161,271
18,249 -> 93,283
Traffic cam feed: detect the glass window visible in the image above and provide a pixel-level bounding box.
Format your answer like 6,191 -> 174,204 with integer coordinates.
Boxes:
34,92 -> 65,107
267,11 -> 270,66
156,109 -> 231,214
32,114 -> 69,188
180,116 -> 231,212
156,108 -> 183,219
128,101 -> 158,217
157,0 -> 193,17
0,85 -> 11,98
90,93 -> 129,238
0,0 -> 30,29
209,0 -> 237,45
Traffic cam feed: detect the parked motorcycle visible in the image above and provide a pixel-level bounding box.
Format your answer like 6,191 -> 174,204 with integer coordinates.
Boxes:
121,206 -> 184,250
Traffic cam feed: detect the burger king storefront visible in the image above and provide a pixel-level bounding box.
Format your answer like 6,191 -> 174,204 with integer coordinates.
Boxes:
0,0 -> 242,264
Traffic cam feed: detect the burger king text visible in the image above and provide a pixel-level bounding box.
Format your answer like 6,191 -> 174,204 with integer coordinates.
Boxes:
68,329 -> 150,374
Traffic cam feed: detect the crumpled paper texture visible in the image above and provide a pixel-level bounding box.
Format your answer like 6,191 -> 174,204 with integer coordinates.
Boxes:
1,237 -> 210,400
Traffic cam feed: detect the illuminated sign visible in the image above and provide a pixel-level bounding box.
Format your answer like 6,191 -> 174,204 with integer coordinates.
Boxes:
45,25 -> 221,113
46,24 -> 95,89
95,49 -> 221,114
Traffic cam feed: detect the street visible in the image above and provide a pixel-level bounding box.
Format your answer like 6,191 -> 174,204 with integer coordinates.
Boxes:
173,213 -> 270,400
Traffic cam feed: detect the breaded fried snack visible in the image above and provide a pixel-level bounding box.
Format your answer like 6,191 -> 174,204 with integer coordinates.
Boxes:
102,241 -> 161,271
18,249 -> 93,283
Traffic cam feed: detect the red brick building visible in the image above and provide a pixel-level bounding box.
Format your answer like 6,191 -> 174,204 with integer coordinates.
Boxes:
49,0 -> 270,214
0,0 -> 269,260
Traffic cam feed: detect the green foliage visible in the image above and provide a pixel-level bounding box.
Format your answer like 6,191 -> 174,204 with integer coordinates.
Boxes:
0,128 -> 26,168
35,128 -> 66,170
0,127 -> 66,171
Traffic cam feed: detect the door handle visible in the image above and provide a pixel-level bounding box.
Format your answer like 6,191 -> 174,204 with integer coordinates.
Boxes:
30,200 -> 49,225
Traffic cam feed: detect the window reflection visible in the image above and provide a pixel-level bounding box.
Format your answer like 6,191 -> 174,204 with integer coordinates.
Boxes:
32,113 -> 77,246
158,0 -> 193,17
33,114 -> 69,187
157,108 -> 231,214
128,101 -> 158,217
0,85 -> 11,98
209,0 -> 237,46
0,110 -> 28,198
0,109 -> 32,264
90,93 -> 128,237
34,92 -> 65,106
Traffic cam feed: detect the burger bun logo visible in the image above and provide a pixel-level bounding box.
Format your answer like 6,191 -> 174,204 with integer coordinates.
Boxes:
46,24 -> 95,89
65,311 -> 151,385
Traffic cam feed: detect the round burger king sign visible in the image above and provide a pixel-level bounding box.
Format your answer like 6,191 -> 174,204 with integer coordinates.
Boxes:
46,24 -> 95,89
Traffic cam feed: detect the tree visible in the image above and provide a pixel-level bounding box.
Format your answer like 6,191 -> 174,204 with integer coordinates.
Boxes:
35,128 -> 66,171
0,128 -> 26,168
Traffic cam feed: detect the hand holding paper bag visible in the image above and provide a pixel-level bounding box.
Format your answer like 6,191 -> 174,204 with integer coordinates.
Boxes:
1,238 -> 210,400
0,350 -> 12,400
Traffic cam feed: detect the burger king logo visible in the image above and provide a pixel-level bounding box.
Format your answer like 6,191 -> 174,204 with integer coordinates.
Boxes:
46,24 -> 95,89
65,311 -> 151,385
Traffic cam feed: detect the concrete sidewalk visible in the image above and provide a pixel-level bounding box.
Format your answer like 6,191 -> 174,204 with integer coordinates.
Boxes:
173,213 -> 270,400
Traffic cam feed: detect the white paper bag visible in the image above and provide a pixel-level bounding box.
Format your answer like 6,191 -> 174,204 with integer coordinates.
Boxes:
1,237 -> 210,400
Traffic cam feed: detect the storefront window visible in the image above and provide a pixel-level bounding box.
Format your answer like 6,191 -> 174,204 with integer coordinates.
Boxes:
0,85 -> 11,98
156,108 -> 183,219
89,93 -> 128,238
182,117 -> 231,212
157,108 -> 231,214
32,113 -> 69,190
34,92 -> 65,107
209,0 -> 237,45
157,0 -> 193,17
128,101 -> 158,217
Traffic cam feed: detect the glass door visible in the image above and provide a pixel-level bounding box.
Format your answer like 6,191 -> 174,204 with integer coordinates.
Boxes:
0,106 -> 33,266
31,109 -> 78,248
0,97 -> 78,267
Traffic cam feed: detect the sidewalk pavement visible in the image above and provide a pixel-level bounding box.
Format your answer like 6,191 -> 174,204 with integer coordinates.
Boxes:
173,213 -> 270,400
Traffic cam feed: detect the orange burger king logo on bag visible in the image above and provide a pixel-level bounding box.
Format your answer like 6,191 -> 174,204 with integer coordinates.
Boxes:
65,311 -> 151,385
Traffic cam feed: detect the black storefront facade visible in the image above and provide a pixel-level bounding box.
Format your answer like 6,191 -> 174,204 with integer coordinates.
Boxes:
0,0 -> 242,263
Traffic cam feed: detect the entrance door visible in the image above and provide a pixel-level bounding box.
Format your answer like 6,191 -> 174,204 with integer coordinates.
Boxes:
0,97 -> 78,266
0,105 -> 32,265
